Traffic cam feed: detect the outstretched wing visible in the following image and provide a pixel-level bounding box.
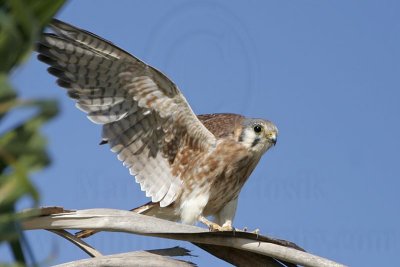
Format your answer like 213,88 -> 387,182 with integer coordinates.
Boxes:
37,19 -> 216,207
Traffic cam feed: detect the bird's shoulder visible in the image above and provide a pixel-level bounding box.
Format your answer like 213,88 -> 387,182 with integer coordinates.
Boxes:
197,113 -> 244,140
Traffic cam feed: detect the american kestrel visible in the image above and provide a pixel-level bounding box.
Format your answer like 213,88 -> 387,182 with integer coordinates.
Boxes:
37,19 -> 278,237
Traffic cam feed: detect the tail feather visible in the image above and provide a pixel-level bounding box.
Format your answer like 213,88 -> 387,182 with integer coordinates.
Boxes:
75,202 -> 178,238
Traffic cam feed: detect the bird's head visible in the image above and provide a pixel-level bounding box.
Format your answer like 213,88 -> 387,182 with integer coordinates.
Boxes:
238,118 -> 278,154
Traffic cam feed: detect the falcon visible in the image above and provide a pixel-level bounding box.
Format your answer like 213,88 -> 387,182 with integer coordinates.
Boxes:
36,19 -> 278,237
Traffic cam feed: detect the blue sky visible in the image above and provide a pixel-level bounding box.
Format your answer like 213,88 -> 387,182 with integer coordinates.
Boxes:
2,0 -> 400,266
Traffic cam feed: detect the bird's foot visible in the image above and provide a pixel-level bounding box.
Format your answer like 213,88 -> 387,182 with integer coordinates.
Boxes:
199,216 -> 234,232
211,223 -> 234,232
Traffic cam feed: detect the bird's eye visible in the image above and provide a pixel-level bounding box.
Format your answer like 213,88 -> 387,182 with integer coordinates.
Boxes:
253,125 -> 262,133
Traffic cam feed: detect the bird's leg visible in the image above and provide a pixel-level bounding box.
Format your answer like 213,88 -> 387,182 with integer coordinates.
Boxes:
208,197 -> 238,231
199,216 -> 233,231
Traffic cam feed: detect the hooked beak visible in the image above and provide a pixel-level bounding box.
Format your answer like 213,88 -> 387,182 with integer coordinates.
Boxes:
269,132 -> 277,146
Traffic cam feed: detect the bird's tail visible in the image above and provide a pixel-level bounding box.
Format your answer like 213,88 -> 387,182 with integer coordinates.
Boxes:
75,202 -> 177,238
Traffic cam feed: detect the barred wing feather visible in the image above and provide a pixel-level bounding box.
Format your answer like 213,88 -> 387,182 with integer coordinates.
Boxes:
37,19 -> 216,207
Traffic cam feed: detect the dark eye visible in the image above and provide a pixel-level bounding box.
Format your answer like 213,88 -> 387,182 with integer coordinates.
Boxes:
253,124 -> 262,133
